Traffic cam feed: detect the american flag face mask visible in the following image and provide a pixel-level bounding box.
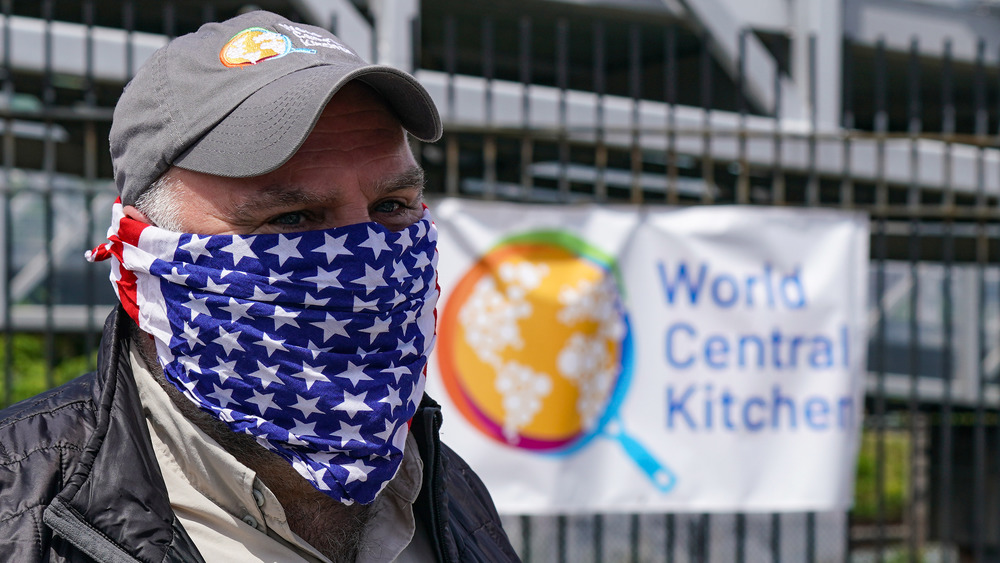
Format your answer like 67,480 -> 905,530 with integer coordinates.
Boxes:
87,200 -> 439,505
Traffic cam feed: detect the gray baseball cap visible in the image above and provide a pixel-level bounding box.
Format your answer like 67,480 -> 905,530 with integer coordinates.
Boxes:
110,10 -> 442,205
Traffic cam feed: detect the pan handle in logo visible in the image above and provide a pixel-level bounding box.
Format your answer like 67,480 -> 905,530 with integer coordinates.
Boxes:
603,418 -> 677,493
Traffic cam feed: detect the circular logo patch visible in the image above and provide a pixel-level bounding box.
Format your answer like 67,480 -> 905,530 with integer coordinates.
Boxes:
220,27 -> 316,67
438,231 -> 633,453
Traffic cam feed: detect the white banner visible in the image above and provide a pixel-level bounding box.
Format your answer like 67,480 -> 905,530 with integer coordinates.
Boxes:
427,199 -> 869,514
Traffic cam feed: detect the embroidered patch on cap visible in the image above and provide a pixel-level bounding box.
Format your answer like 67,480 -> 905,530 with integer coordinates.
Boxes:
277,23 -> 355,55
220,27 -> 317,67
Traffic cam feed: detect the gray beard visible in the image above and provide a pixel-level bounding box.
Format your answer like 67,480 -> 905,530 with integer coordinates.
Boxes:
130,325 -> 374,562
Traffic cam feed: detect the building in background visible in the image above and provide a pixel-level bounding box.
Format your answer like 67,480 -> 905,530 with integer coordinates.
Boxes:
2,0 -> 1000,560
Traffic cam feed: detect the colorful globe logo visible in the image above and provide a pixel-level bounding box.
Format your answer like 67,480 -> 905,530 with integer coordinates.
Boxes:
439,230 -> 634,450
219,27 -> 316,67
439,230 -> 675,492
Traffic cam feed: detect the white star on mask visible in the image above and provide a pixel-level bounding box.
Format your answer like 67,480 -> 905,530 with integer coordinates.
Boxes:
246,391 -> 279,415
265,235 -> 303,266
312,313 -> 351,342
379,387 -> 403,413
334,390 -> 374,418
213,326 -> 244,355
207,384 -> 236,408
290,395 -> 324,418
220,297 -> 254,322
255,333 -> 287,357
302,267 -> 344,290
221,236 -> 257,265
342,459 -> 374,484
333,420 -> 365,447
294,361 -> 328,390
313,233 -> 351,263
180,234 -> 212,262
359,316 -> 391,344
358,227 -> 390,259
352,264 -> 388,294
183,293 -> 212,320
249,360 -> 282,389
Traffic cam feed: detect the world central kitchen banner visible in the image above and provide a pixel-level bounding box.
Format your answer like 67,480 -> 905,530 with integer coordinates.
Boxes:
426,199 -> 870,513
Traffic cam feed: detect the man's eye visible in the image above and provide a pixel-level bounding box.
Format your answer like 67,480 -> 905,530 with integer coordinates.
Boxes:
373,200 -> 404,214
269,212 -> 304,226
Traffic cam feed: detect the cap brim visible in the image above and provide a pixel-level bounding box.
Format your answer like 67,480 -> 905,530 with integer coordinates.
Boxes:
173,64 -> 442,178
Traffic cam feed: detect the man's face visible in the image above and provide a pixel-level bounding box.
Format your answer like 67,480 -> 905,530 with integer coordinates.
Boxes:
126,82 -> 424,234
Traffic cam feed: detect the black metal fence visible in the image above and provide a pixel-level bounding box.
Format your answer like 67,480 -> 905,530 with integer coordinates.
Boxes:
3,1 -> 1000,561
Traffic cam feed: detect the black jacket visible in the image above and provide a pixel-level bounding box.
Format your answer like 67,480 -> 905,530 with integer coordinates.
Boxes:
0,308 -> 519,562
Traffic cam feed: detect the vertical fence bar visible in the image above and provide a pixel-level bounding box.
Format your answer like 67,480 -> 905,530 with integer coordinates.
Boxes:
941,39 -> 955,211
839,36 -> 853,208
444,14 -> 455,121
664,25 -> 678,205
994,42 -> 1000,563
123,0 -> 135,80
873,215 -> 888,563
410,15 -> 419,77
701,513 -> 711,562
593,513 -> 603,563
872,36 -> 889,563
83,0 -> 97,368
972,37 -> 986,199
807,512 -> 816,563
983,40 -> 1000,563
874,39 -> 888,209
842,39 -> 857,559
594,21 -> 606,201
736,513 -> 746,563
939,224 -> 955,563
972,36 -> 988,563
772,32 -> 785,206
410,9 -> 421,173
736,28 -> 749,205
443,15 -> 458,196
521,514 -> 532,563
906,36 -> 924,563
689,515 -> 701,562
481,16 -> 496,200
630,513 -> 640,563
120,0 -> 136,381
557,514 -> 567,563
556,18 -> 569,200
162,1 -> 176,38
1,0 -> 13,407
41,0 -> 55,391
629,23 -> 642,203
996,44 -> 1000,140
700,31 -> 714,203
519,16 -> 533,197
772,512 -> 782,563
202,3 -> 216,24
939,37 -> 956,563
806,34 -> 819,206
666,514 -> 675,563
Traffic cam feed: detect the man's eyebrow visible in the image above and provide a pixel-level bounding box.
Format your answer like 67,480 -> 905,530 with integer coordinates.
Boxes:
225,167 -> 426,221
375,166 -> 425,196
228,187 -> 321,221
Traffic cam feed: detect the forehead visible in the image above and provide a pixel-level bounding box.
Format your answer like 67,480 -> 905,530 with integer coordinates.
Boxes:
171,82 -> 412,183
152,81 -> 421,234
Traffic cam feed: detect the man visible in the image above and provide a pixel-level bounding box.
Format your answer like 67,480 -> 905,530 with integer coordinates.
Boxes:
0,10 -> 519,563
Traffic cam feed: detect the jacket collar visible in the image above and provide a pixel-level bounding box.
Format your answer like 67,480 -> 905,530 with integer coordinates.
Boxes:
43,307 -> 203,562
